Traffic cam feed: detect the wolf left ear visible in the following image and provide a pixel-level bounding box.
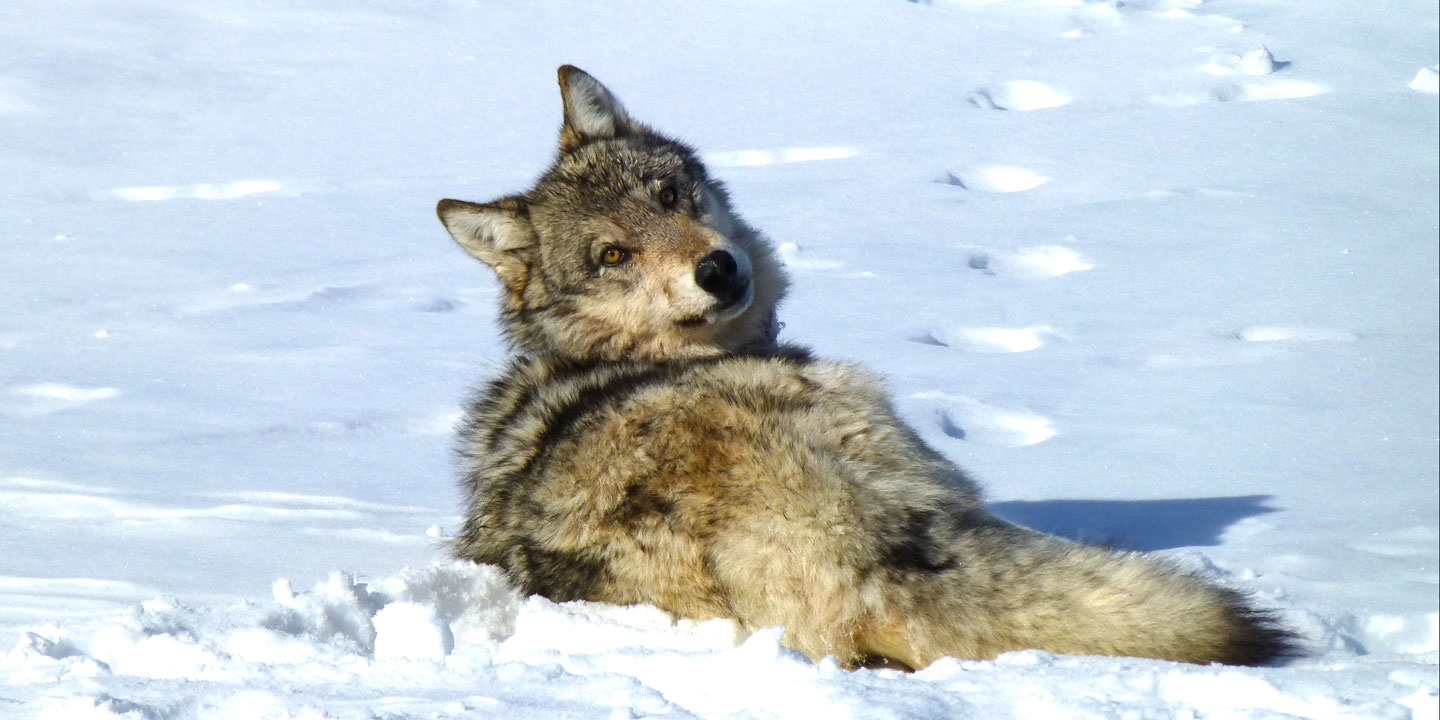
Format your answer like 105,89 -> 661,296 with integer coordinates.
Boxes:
558,65 -> 643,153
437,197 -> 536,298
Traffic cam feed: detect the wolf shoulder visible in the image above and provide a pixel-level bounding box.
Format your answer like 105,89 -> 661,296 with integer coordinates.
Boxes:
460,348 -> 975,497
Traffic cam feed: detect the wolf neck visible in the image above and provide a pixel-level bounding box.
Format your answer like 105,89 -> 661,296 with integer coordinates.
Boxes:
501,303 -> 782,364
514,341 -> 812,375
508,335 -> 781,365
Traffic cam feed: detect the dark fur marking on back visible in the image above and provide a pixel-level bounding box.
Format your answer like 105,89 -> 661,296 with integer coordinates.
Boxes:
882,510 -> 958,574
485,357 -> 603,452
514,356 -> 733,481
607,482 -> 677,528
518,367 -> 672,476
487,383 -> 543,452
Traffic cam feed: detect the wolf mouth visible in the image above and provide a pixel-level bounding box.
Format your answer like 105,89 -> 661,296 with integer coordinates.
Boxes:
675,283 -> 754,327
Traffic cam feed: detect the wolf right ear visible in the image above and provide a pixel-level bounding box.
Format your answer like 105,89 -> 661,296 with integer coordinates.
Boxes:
437,197 -> 536,297
558,65 -> 643,153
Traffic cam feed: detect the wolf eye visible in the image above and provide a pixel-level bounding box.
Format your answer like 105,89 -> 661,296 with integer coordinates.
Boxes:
657,186 -> 678,209
599,247 -> 630,266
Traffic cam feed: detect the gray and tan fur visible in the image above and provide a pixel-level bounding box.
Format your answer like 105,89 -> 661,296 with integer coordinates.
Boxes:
436,66 -> 1297,670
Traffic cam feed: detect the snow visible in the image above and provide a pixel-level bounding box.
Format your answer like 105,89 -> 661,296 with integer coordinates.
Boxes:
1,0 -> 1436,717
1414,66 -> 1440,95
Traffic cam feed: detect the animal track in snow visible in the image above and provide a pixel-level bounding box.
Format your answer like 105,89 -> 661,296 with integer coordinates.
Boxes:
920,325 -> 1058,354
966,244 -> 1093,279
0,577 -> 158,617
1142,325 -> 1355,369
108,180 -> 283,202
968,81 -> 1071,111
1234,325 -> 1357,343
1151,78 -> 1329,106
915,392 -> 1057,448
1148,91 -> 1213,108
407,410 -> 465,436
1,480 -> 432,525
187,282 -> 338,314
12,383 -> 118,402
3,476 -> 115,492
416,297 -> 462,313
1325,609 -> 1440,656
776,242 -> 842,270
202,491 -> 433,516
1199,46 -> 1285,76
1113,0 -> 1205,11
2,491 -> 368,522
187,282 -> 461,315
703,146 -> 859,168
1349,525 -> 1440,562
940,166 -> 1049,193
1218,80 -> 1329,102
4,383 -> 120,416
1142,352 -> 1270,370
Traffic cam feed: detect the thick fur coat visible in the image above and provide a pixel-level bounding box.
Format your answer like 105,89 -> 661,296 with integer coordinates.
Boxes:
435,66 -> 1297,670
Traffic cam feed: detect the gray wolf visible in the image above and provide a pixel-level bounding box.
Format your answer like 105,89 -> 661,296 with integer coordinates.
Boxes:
435,66 -> 1297,669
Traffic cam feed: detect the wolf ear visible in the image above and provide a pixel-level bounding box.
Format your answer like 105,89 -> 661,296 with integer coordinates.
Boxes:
558,65 -> 641,153
437,197 -> 536,297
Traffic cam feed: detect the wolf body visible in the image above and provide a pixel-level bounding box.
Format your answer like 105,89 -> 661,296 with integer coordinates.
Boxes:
436,66 -> 1296,669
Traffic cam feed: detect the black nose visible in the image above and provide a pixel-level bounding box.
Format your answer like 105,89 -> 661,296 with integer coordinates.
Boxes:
695,250 -> 742,300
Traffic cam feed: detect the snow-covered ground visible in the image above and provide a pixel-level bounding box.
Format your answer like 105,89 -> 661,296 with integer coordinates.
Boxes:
2,0 -> 1436,717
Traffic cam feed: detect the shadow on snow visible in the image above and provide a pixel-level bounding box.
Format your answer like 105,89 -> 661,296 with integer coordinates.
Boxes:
989,494 -> 1280,551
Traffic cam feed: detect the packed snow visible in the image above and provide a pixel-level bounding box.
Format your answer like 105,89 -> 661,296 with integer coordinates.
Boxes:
2,0 -> 1436,717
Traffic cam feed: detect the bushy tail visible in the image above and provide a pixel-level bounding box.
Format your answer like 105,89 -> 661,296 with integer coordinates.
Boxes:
858,526 -> 1301,669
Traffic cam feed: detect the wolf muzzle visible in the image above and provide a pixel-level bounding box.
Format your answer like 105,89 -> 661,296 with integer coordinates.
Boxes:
695,250 -> 750,309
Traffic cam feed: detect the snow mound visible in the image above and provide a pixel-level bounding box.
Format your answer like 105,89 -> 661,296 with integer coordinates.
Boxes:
1201,46 -> 1280,76
1411,65 -> 1440,94
964,244 -> 1094,278
5,560 -> 1436,719
969,80 -> 1072,111
941,165 -> 1051,193
1235,325 -> 1358,343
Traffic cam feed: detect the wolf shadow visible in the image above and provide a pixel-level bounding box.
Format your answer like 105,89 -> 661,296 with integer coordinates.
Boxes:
989,495 -> 1280,551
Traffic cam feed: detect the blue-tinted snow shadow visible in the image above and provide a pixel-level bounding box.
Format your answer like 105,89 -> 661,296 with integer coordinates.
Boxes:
989,495 -> 1279,551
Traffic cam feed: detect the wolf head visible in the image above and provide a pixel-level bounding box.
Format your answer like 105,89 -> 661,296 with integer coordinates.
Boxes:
438,66 -> 788,362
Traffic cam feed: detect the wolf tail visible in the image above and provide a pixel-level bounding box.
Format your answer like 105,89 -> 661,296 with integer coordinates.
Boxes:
857,524 -> 1301,669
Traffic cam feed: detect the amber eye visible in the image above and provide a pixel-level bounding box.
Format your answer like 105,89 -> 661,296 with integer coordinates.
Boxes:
657,186 -> 678,209
600,247 -> 630,266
